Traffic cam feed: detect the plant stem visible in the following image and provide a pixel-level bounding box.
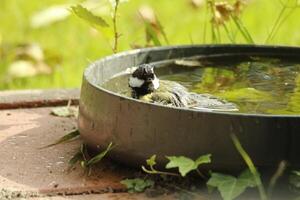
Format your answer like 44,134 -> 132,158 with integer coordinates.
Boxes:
202,2 -> 208,43
112,0 -> 120,53
223,23 -> 235,43
267,161 -> 286,198
231,134 -> 268,200
231,15 -> 254,43
141,166 -> 180,177
265,3 -> 287,43
196,168 -> 207,180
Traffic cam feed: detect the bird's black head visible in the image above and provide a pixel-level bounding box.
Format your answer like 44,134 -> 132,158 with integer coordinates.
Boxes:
129,64 -> 159,98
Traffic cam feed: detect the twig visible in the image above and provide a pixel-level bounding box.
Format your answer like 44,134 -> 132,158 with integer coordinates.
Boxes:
112,0 -> 120,53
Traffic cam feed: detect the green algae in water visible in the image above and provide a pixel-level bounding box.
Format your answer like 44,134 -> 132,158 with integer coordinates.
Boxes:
102,56 -> 300,115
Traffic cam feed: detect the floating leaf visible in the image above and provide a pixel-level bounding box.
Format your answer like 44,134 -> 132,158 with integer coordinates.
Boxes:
166,154 -> 211,177
121,178 -> 154,193
86,142 -> 113,166
207,169 -> 256,200
40,129 -> 80,149
31,5 -> 70,28
71,5 -> 109,28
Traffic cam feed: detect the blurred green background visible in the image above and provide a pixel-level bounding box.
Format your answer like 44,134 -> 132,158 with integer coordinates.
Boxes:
0,0 -> 299,90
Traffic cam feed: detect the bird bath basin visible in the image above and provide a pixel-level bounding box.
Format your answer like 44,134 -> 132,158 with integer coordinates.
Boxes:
78,45 -> 300,170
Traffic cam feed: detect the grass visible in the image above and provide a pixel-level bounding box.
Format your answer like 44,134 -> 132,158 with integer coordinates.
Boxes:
1,0 -> 300,90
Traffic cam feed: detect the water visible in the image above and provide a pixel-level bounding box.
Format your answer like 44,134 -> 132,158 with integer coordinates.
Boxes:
102,55 -> 300,115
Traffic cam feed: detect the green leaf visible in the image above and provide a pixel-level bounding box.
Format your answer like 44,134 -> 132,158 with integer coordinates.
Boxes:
195,154 -> 212,166
68,151 -> 83,166
146,154 -> 157,168
166,154 -> 211,177
40,129 -> 80,149
207,169 -> 257,200
293,171 -> 300,176
71,5 -> 109,28
121,178 -> 154,193
145,22 -> 161,46
86,142 -> 113,166
290,170 -> 300,189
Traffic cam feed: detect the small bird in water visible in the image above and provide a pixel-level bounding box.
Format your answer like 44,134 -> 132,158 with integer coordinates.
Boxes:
128,64 -> 238,112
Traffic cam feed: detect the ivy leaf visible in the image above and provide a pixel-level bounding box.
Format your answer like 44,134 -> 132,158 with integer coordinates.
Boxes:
121,178 -> 154,193
70,5 -> 109,28
165,154 -> 211,177
290,170 -> 300,190
86,142 -> 113,166
207,169 -> 257,200
39,129 -> 80,149
146,154 -> 157,168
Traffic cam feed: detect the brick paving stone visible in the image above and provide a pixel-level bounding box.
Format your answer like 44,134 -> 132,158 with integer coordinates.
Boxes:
0,107 -> 130,198
0,89 -> 79,109
28,193 -> 176,200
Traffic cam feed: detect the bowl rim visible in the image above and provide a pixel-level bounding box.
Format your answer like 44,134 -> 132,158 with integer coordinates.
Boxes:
83,44 -> 300,118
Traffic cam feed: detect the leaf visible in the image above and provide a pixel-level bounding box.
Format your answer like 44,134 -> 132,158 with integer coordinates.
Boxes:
146,154 -> 157,168
293,171 -> 300,176
71,5 -> 109,28
290,170 -> 300,189
31,5 -> 70,28
86,142 -> 113,166
145,22 -> 161,46
7,60 -> 37,78
51,106 -> 78,117
121,178 -> 154,193
40,129 -> 80,149
166,154 -> 211,177
68,151 -> 83,166
207,169 -> 256,200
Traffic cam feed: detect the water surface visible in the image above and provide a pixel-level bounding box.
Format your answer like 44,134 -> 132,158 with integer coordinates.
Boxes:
103,55 -> 300,115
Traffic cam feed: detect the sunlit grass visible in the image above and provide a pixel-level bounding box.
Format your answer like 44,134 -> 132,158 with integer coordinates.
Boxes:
0,0 -> 300,90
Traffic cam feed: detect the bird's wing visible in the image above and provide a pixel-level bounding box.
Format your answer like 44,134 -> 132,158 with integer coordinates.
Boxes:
141,91 -> 184,107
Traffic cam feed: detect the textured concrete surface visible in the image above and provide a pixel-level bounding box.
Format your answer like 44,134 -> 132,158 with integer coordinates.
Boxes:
0,107 -> 131,198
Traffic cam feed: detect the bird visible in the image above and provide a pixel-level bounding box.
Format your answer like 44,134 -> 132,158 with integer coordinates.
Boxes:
128,64 -> 238,112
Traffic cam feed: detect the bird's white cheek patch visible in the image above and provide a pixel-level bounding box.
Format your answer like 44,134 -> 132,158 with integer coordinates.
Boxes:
152,76 -> 160,89
129,76 -> 144,87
